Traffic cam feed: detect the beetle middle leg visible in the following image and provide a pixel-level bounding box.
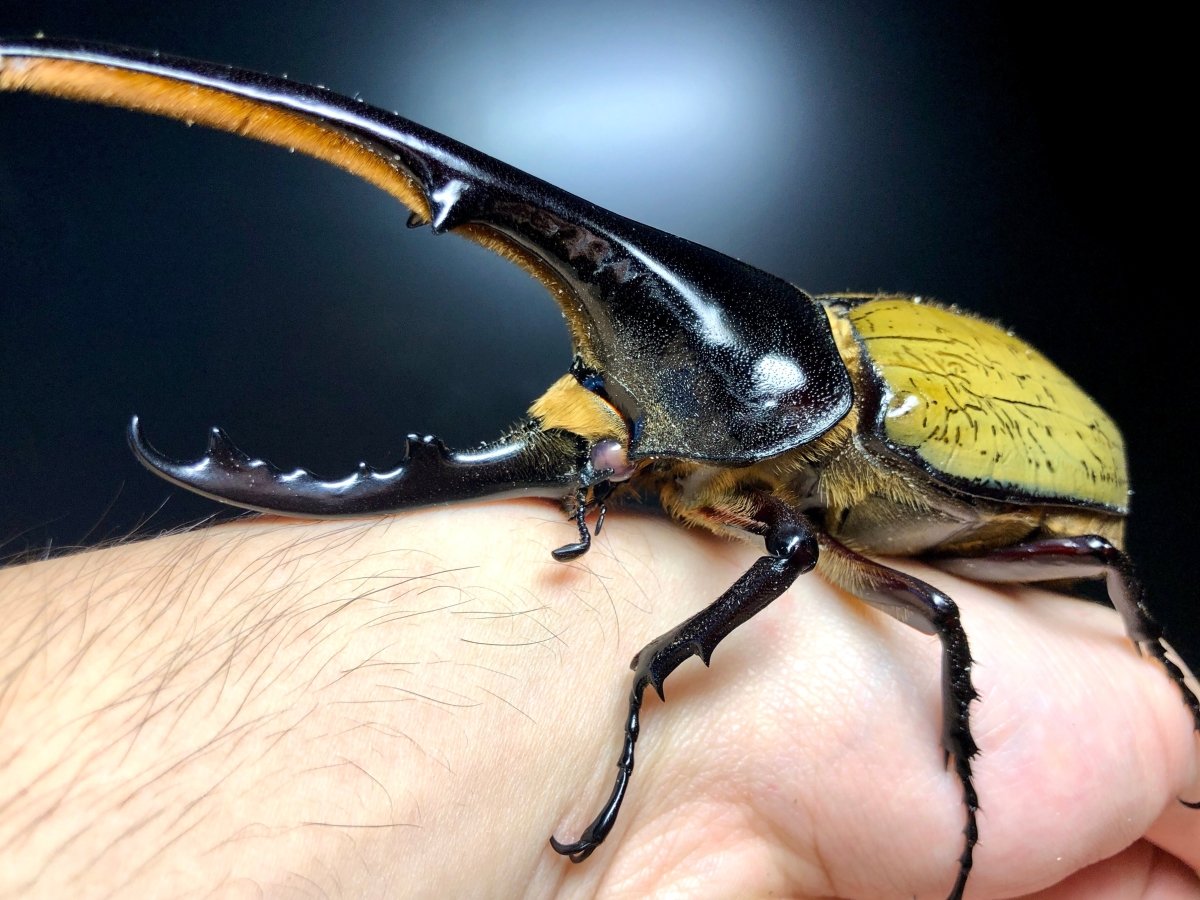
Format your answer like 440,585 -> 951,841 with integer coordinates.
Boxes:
550,493 -> 818,861
815,535 -> 980,900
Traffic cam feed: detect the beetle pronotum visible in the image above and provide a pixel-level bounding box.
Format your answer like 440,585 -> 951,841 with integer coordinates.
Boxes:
2,38 -> 1196,900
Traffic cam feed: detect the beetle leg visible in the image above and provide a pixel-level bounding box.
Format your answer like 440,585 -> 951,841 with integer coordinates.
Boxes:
815,535 -> 979,900
552,489 -> 594,561
550,494 -> 818,861
932,536 -> 1200,737
591,480 -> 617,537
552,465 -> 621,561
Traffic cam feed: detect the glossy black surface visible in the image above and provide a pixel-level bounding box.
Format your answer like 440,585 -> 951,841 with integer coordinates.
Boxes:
1,38 -> 851,464
128,416 -> 581,515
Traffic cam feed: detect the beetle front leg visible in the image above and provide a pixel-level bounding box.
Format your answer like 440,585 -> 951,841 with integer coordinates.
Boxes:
552,479 -> 619,561
550,495 -> 818,861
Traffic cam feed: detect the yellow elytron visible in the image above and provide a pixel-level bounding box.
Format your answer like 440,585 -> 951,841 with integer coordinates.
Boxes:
847,297 -> 1127,510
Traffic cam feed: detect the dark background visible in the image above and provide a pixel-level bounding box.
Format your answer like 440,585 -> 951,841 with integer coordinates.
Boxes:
2,4 -> 1194,668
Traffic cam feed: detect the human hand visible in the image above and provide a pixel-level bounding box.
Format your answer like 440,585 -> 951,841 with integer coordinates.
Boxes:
1,503 -> 1195,897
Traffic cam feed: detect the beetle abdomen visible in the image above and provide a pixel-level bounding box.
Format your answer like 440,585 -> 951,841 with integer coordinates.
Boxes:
839,297 -> 1128,512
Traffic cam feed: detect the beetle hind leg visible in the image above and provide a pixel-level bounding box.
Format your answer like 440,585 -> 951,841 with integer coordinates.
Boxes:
932,536 -> 1200,735
550,494 -> 819,861
933,535 -> 1200,813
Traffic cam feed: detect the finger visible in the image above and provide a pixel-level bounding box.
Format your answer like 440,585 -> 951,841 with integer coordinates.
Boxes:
1021,839 -> 1198,898
1146,646 -> 1200,872
944,574 -> 1200,896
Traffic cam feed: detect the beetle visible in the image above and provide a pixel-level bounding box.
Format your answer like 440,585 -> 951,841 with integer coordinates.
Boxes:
1,38 -> 1196,900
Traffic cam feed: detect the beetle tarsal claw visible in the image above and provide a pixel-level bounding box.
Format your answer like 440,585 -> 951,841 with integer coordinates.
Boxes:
550,541 -> 589,562
547,835 -> 599,862
552,488 -> 598,561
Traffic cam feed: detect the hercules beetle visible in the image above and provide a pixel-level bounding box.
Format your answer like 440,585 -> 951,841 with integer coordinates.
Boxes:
2,38 -> 1197,900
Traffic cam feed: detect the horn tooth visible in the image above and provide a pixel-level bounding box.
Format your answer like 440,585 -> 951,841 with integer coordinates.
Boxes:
398,433 -> 449,464
405,211 -> 427,229
399,435 -> 417,463
205,427 -> 242,464
428,178 -> 471,233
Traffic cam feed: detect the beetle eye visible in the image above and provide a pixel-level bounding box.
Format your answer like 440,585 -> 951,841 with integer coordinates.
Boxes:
579,373 -> 606,392
590,440 -> 634,482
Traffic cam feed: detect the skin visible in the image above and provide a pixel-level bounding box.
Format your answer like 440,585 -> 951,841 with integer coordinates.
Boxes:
0,502 -> 1196,899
